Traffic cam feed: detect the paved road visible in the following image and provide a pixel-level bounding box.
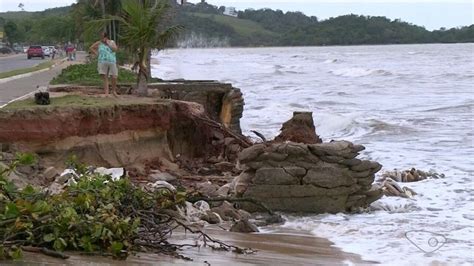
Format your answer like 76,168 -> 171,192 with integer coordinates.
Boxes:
0,52 -> 85,106
0,53 -> 51,73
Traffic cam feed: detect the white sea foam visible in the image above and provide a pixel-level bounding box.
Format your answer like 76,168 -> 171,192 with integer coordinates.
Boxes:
323,58 -> 338,63
281,175 -> 474,265
330,67 -> 392,77
152,44 -> 474,264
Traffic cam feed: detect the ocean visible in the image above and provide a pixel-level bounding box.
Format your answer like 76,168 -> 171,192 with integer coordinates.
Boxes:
151,43 -> 474,264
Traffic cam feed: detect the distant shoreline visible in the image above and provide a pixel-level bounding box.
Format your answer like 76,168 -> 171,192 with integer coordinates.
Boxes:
170,42 -> 474,50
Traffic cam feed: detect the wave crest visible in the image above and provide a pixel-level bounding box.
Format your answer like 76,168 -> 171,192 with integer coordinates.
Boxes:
330,67 -> 392,77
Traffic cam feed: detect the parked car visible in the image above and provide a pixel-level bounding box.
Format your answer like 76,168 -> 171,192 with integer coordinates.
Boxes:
42,46 -> 51,57
27,45 -> 44,59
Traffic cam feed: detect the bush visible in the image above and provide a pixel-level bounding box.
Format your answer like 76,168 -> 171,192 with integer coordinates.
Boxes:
0,156 -> 186,260
50,61 -> 137,86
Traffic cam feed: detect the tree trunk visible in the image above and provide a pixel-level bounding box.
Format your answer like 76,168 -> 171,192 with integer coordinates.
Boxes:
137,72 -> 148,97
137,47 -> 149,97
147,50 -> 152,81
100,0 -> 106,33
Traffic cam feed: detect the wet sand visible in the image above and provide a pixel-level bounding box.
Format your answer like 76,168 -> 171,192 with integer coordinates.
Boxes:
15,228 -> 376,265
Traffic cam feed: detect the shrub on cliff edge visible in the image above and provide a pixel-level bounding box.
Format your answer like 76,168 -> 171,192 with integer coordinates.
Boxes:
50,61 -> 137,86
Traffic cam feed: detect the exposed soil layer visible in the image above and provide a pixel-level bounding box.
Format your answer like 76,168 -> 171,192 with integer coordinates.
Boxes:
0,96 -> 245,168
49,81 -> 245,134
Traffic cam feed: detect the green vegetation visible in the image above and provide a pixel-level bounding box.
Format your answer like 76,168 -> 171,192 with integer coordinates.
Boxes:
177,4 -> 473,46
50,61 -> 137,86
0,6 -> 75,45
0,155 -> 251,261
0,1 -> 472,48
0,156 -> 187,259
191,13 -> 276,38
0,61 -> 54,79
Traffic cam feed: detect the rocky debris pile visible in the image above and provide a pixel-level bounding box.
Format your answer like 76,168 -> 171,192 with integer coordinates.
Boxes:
375,168 -> 445,198
273,112 -> 322,144
234,140 -> 383,213
379,178 -> 417,198
379,168 -> 445,183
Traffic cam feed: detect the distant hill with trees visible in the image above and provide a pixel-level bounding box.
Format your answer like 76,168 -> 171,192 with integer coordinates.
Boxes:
0,1 -> 472,47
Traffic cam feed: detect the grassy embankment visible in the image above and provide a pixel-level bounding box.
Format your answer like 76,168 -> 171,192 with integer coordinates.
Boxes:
0,61 -> 55,79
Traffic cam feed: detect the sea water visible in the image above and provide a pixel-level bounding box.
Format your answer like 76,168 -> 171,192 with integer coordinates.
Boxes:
152,44 -> 474,264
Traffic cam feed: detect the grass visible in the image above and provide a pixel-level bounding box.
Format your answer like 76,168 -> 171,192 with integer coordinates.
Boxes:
191,13 -> 277,37
50,61 -> 161,86
4,95 -> 117,109
0,60 -> 55,79
3,94 -> 157,110
50,61 -> 137,86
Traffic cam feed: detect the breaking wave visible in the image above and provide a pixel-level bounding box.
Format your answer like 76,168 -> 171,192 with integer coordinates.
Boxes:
323,59 -> 338,63
423,102 -> 473,113
330,67 -> 392,77
177,32 -> 230,48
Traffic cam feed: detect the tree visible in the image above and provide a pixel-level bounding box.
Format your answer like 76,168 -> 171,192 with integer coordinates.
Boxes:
4,21 -> 23,46
91,0 -> 182,96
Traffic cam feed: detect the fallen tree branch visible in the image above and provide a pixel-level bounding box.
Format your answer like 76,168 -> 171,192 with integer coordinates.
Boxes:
171,218 -> 256,255
21,246 -> 70,259
187,196 -> 274,215
191,115 -> 253,148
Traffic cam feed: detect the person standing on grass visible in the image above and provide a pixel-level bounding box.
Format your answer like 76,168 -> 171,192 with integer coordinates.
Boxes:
89,32 -> 119,96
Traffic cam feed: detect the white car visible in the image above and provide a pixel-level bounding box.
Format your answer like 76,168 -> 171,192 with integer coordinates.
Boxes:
42,46 -> 51,57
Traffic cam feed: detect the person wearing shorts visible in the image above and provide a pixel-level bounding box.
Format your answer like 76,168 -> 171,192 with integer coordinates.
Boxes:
89,32 -> 118,96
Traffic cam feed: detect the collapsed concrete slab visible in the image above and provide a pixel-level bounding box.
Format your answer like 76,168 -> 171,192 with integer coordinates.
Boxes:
235,141 -> 383,213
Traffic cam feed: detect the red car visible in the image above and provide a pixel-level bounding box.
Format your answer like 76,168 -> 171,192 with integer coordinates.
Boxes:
27,45 -> 44,59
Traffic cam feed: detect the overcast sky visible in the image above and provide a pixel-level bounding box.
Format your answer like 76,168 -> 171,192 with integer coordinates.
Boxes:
0,0 -> 472,30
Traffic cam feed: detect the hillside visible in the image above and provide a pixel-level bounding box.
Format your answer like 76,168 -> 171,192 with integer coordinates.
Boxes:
0,6 -> 71,20
191,13 -> 276,38
0,2 -> 472,47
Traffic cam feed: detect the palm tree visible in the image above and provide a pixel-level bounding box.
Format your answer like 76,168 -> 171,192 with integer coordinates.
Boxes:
90,0 -> 182,96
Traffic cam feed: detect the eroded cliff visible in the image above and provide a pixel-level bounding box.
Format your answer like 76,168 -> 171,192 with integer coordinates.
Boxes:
0,96 -> 246,169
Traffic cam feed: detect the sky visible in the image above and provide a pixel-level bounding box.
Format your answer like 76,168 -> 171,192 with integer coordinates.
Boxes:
0,0 -> 472,30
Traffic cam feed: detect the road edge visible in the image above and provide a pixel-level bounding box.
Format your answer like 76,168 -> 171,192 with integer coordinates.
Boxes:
0,58 -> 67,85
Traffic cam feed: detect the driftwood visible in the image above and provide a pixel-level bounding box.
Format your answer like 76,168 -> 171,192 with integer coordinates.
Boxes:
172,218 -> 255,255
187,196 -> 274,215
192,115 -> 252,148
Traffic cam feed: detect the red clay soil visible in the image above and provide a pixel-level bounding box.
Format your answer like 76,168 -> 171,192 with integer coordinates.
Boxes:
274,111 -> 323,144
0,102 -> 181,143
0,97 -> 250,165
